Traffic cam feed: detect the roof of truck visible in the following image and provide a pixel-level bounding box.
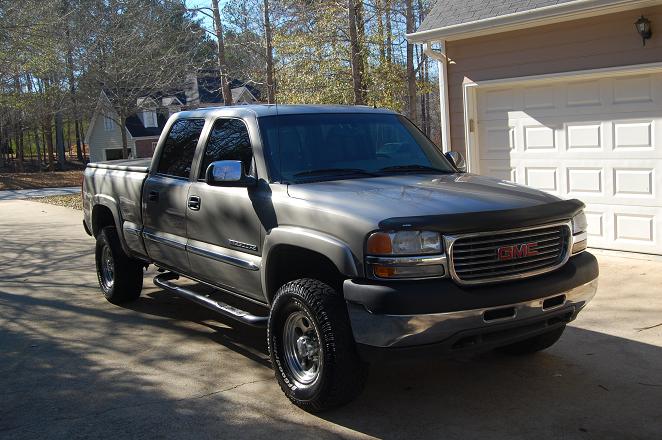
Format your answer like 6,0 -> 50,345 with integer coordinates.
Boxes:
176,104 -> 399,119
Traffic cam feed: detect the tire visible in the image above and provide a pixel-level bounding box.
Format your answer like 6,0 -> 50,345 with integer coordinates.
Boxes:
268,278 -> 368,412
498,325 -> 566,355
95,226 -> 143,304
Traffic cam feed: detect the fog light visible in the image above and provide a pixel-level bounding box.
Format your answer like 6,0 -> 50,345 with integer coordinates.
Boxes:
572,239 -> 587,254
371,264 -> 445,279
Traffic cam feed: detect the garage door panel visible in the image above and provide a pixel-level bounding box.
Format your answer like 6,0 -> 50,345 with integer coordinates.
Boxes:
477,71 -> 662,254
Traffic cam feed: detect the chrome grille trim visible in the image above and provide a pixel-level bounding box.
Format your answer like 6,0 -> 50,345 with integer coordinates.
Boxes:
445,221 -> 572,286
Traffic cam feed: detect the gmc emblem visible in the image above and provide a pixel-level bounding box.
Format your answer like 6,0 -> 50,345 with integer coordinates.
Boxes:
497,242 -> 539,261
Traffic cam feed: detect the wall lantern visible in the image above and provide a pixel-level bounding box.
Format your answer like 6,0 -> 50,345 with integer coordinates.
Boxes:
635,15 -> 652,46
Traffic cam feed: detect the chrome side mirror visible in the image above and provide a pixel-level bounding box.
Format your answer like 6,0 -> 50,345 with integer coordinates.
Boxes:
205,160 -> 256,187
444,151 -> 467,172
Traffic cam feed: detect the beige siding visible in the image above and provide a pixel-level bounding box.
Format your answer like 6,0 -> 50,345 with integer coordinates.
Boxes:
88,114 -> 136,162
446,5 -> 662,154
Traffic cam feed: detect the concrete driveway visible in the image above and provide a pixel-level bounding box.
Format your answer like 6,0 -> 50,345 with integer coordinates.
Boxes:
1,199 -> 661,440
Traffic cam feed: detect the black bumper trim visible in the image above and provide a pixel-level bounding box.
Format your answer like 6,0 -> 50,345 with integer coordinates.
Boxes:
344,252 -> 598,315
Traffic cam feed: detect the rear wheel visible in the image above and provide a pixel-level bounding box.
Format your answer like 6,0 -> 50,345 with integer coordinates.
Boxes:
95,226 -> 143,304
498,325 -> 566,355
268,278 -> 368,412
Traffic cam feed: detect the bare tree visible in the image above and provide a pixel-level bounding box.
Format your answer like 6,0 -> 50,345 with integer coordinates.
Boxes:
405,0 -> 416,120
211,0 -> 233,106
348,0 -> 365,105
263,0 -> 275,104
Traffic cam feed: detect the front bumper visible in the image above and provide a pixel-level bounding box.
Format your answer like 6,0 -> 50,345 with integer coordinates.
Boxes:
345,252 -> 598,360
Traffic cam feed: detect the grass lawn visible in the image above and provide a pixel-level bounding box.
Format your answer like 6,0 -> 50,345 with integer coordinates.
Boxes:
29,194 -> 83,210
0,170 -> 83,190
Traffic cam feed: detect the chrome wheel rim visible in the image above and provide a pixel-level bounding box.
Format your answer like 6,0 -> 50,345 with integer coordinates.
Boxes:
101,245 -> 114,289
283,310 -> 322,387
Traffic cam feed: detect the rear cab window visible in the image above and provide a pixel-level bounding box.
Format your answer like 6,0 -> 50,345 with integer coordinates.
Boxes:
156,119 -> 206,178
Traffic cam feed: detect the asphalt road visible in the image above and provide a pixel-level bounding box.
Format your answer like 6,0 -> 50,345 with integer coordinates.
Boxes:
1,199 -> 661,439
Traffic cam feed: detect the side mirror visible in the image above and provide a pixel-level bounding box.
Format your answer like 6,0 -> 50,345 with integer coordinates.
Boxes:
205,160 -> 256,187
444,151 -> 467,173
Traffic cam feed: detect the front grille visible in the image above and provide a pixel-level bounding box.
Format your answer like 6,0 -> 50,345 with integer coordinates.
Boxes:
448,223 -> 570,285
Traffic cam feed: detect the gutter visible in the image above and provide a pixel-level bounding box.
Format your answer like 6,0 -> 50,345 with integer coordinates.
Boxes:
407,0 -> 662,42
423,42 -> 451,154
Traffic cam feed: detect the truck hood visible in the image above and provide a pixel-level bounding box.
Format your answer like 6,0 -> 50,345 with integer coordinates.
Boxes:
286,173 -> 560,222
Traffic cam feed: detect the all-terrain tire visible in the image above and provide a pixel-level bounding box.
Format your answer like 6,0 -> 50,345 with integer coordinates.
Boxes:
498,325 -> 566,355
95,226 -> 143,304
268,278 -> 368,412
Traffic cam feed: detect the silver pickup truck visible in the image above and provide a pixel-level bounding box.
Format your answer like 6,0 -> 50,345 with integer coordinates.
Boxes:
82,105 -> 598,411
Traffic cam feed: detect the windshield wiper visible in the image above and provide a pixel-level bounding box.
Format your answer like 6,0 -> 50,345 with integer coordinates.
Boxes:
378,164 -> 452,174
293,168 -> 380,178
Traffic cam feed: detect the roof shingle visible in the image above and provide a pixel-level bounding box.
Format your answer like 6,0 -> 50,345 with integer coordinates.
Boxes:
417,0 -> 579,33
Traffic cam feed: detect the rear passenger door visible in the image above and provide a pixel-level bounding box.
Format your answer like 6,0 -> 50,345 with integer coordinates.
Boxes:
186,118 -> 263,299
143,118 -> 206,272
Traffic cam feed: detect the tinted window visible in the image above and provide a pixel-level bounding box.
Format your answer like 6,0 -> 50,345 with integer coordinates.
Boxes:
199,118 -> 253,178
156,119 -> 205,178
259,113 -> 455,183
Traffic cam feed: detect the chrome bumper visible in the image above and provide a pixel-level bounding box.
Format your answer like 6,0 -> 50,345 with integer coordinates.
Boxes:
348,279 -> 598,348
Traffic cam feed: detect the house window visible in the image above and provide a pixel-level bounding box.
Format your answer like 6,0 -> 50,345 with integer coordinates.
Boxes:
104,116 -> 114,131
105,148 -> 124,160
143,110 -> 157,128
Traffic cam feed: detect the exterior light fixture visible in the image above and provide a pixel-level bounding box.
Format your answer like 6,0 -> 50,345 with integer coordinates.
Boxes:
635,15 -> 652,46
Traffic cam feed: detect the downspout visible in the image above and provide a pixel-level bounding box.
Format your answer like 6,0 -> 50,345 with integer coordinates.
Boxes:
423,41 -> 451,153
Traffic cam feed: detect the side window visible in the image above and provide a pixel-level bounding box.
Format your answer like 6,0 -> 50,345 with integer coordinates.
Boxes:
199,118 -> 253,179
156,119 -> 205,178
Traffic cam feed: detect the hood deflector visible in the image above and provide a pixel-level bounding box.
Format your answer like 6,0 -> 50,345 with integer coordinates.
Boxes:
378,199 -> 585,234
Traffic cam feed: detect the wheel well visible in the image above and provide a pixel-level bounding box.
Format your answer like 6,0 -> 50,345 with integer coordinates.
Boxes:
91,205 -> 116,237
266,245 -> 346,303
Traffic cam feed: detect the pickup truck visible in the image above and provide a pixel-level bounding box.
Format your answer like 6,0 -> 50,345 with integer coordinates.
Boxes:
82,105 -> 599,412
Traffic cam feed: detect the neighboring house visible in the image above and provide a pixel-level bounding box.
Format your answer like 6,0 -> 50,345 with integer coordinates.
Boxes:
409,0 -> 662,255
85,72 -> 261,162
84,91 -> 169,162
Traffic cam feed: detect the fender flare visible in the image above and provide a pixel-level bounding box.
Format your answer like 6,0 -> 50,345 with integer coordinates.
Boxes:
261,226 -> 361,298
91,194 -> 132,256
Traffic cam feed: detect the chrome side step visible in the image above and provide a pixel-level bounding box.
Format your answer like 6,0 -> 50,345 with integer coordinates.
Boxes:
153,273 -> 268,327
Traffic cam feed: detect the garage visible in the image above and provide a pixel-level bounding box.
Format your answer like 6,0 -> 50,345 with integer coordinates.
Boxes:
470,69 -> 662,254
408,0 -> 662,256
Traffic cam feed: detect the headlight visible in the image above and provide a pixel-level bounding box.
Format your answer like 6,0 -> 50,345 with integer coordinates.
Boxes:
572,211 -> 588,234
367,230 -> 442,255
366,230 -> 446,279
571,211 -> 588,254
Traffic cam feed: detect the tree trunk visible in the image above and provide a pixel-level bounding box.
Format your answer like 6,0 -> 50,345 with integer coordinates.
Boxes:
376,0 -> 385,64
211,0 -> 233,106
405,0 -> 416,121
263,0 -> 276,104
34,127 -> 42,168
385,0 -> 393,64
348,0 -> 365,105
44,118 -> 55,170
55,111 -> 66,168
120,113 -> 129,159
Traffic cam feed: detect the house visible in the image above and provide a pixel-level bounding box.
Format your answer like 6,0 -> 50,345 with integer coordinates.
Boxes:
85,73 -> 261,162
408,0 -> 662,255
84,91 -> 170,162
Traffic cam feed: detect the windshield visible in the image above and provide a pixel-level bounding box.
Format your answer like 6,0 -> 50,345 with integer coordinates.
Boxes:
258,113 -> 456,183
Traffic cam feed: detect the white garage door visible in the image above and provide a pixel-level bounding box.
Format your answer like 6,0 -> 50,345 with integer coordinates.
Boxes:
476,72 -> 662,255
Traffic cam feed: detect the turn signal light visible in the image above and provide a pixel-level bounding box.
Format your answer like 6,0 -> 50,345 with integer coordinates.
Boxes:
367,232 -> 393,255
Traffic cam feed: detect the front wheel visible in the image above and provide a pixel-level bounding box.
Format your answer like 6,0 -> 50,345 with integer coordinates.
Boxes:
268,279 -> 368,412
95,226 -> 143,304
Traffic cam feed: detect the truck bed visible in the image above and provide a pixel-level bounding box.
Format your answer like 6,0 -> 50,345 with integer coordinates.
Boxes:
87,158 -> 151,173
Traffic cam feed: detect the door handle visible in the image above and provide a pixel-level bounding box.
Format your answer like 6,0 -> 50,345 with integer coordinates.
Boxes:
188,195 -> 201,211
148,190 -> 159,202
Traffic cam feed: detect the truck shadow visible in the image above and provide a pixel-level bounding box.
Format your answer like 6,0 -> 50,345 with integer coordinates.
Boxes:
125,284 -> 662,439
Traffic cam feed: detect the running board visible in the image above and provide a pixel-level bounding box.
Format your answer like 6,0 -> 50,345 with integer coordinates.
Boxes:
153,273 -> 268,327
